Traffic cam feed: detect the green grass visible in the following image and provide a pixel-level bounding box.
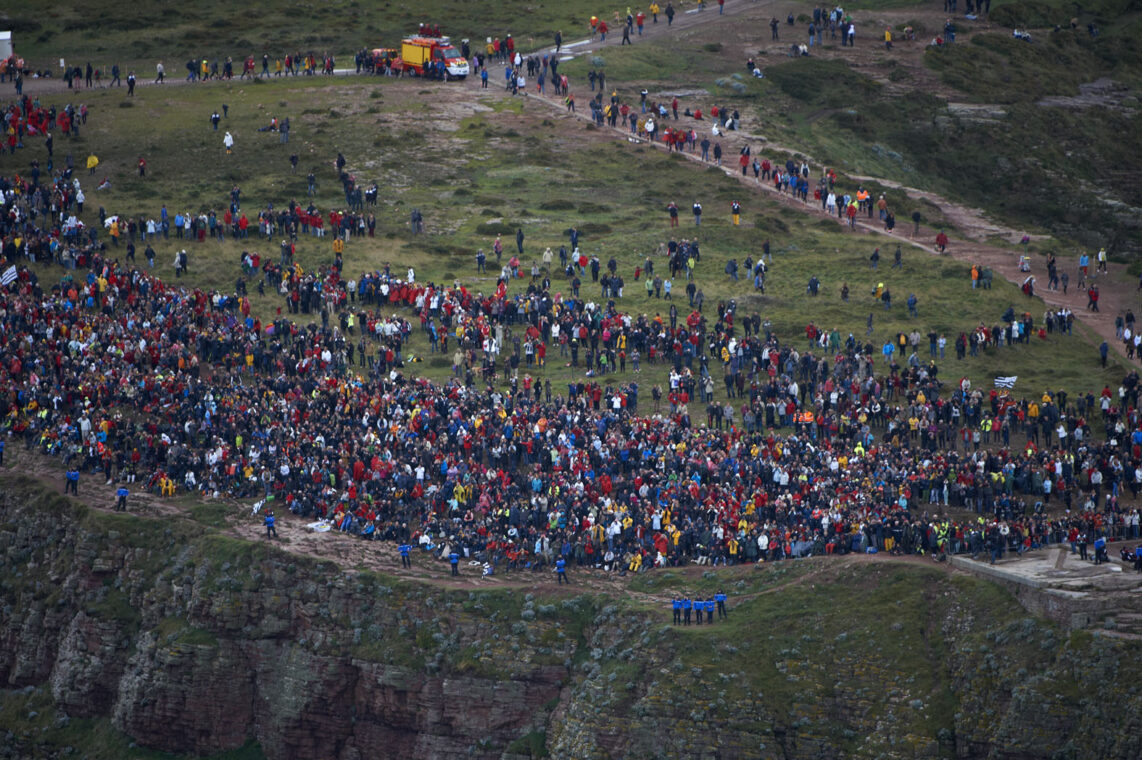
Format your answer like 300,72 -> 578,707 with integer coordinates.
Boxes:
189,502 -> 234,528
7,74 -> 1132,409
627,561 -> 817,596
14,0 -> 631,72
506,729 -> 550,757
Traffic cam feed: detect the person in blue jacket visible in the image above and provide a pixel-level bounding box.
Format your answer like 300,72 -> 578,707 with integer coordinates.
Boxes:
704,597 -> 715,623
694,597 -> 703,625
682,597 -> 692,625
1093,535 -> 1108,565
0,437 -> 5,465
556,556 -> 567,583
399,542 -> 412,569
65,468 -> 79,495
715,590 -> 728,619
115,486 -> 129,512
264,510 -> 277,539
672,598 -> 681,624
450,550 -> 460,576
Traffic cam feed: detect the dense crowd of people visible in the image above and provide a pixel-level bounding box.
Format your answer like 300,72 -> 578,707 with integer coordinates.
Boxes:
0,216 -> 1139,578
2,20 -> 1140,582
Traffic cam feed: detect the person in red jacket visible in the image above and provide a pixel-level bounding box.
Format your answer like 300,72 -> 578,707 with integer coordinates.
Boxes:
935,230 -> 949,252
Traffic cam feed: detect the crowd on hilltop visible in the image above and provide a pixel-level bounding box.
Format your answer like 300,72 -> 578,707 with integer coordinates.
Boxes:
2,205 -> 1141,576
3,42 -> 1142,578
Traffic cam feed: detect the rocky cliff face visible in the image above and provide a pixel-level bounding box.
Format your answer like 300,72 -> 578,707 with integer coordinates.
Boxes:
1,479 -> 1139,760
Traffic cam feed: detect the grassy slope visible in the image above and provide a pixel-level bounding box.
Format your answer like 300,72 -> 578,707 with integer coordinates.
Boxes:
10,0 -> 670,72
7,75 -> 1129,404
582,1 -> 1142,257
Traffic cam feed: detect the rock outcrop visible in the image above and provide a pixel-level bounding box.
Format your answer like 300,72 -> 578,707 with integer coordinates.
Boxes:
1,479 -> 1139,759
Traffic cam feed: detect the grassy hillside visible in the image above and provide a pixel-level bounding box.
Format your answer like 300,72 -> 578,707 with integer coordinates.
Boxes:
4,76 -> 1127,403
1,478 -> 1139,759
554,1 -> 1142,259
8,0 -> 643,71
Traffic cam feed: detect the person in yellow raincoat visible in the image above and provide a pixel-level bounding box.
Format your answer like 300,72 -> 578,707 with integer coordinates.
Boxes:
86,154 -> 99,174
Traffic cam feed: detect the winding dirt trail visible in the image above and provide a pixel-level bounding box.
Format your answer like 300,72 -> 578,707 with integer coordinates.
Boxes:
482,1 -> 1138,364
11,0 -> 1135,359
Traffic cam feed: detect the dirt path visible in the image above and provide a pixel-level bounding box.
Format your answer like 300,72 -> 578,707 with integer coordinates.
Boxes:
470,3 -> 1139,366
13,1 -> 1134,360
3,447 -> 964,605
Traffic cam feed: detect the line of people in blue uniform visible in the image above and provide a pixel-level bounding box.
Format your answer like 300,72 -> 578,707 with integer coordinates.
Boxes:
671,591 -> 728,624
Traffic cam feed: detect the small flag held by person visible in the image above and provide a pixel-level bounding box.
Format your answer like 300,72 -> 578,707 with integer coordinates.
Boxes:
994,376 -> 1017,389
1,266 -> 16,286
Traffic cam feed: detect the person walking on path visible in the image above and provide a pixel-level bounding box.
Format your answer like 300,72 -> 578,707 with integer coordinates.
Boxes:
935,230 -> 949,252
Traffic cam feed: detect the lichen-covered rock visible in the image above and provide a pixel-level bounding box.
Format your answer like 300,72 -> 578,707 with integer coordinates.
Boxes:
0,481 -> 1139,760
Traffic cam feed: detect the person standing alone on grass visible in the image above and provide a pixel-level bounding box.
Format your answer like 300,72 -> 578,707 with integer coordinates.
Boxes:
115,486 -> 129,512
264,510 -> 277,538
399,542 -> 412,568
556,556 -> 567,583
450,549 -> 460,576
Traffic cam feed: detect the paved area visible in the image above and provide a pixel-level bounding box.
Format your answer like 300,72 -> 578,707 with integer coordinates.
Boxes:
953,546 -> 1142,593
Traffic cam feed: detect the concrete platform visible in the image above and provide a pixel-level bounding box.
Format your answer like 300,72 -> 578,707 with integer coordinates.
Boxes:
952,547 -> 1142,592
951,547 -> 1142,632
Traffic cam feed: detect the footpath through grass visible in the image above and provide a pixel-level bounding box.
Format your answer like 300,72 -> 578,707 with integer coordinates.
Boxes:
5,70 -> 1130,405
